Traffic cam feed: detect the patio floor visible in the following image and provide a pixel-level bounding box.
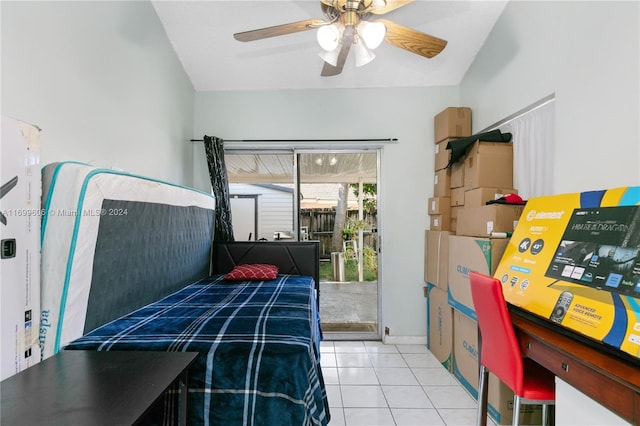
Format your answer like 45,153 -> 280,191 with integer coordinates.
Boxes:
319,281 -> 378,333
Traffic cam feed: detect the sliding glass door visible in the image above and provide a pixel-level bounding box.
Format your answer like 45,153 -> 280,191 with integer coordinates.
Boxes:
224,149 -> 381,340
297,151 -> 379,339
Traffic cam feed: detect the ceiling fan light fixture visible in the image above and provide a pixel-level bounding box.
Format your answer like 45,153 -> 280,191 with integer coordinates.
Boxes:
353,40 -> 376,67
234,0 -> 447,77
370,0 -> 387,10
318,47 -> 340,67
317,23 -> 342,51
358,20 -> 386,49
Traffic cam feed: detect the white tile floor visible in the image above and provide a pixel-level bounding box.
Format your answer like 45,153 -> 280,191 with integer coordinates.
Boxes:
321,340 -> 497,426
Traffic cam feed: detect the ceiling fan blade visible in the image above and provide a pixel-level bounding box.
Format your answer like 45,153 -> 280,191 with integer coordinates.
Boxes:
369,0 -> 414,15
377,19 -> 447,58
234,19 -> 320,42
320,43 -> 351,77
320,26 -> 355,77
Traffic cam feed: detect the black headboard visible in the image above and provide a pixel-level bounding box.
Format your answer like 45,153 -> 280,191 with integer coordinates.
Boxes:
84,201 -> 214,333
212,241 -> 321,302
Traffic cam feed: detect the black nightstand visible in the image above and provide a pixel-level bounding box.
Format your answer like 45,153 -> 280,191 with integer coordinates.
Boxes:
1,350 -> 197,425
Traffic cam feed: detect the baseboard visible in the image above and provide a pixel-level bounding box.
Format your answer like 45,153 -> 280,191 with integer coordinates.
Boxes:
382,335 -> 427,345
321,322 -> 377,333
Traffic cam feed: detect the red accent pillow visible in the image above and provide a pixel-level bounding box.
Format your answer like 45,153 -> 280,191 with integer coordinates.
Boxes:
225,264 -> 279,281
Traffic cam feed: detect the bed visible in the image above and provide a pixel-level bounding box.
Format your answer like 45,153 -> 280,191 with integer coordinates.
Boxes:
40,162 -> 329,425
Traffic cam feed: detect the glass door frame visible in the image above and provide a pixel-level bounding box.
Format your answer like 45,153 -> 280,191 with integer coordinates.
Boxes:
295,148 -> 382,341
223,145 -> 384,340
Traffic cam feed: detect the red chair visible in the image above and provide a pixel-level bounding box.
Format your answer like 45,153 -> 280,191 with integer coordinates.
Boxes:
469,271 -> 555,426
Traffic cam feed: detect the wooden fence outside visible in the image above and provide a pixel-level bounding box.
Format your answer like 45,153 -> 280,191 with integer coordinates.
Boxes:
300,209 -> 377,259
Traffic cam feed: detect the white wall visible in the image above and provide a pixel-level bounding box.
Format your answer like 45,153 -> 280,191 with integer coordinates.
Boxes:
1,1 -> 195,185
555,378 -> 631,425
461,2 -> 639,421
461,1 -> 640,192
194,87 -> 462,339
229,183 -> 294,241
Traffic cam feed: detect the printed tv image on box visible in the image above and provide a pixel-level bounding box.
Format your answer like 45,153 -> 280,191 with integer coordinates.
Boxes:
545,205 -> 640,298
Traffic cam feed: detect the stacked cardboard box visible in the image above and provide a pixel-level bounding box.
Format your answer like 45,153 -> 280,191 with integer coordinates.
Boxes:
448,236 -> 509,320
434,107 -> 472,143
456,204 -> 524,238
463,141 -> 513,189
436,134 -> 539,423
432,141 -> 452,229
447,235 -> 543,424
452,310 -> 543,424
429,107 -> 472,232
424,107 -> 471,374
426,283 -> 453,372
448,139 -> 520,237
465,187 -> 519,208
424,229 -> 453,372
425,108 -> 542,423
424,230 -> 449,289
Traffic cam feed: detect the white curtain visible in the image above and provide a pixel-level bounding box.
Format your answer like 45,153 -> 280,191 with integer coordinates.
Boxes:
494,98 -> 555,199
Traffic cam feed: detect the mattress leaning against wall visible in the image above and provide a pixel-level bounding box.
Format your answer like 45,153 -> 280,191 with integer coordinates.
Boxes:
39,162 -> 216,360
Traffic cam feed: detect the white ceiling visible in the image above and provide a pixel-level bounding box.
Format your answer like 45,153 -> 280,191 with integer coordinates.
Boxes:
151,0 -> 509,92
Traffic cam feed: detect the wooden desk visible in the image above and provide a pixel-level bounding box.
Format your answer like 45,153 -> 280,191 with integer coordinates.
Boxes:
1,350 -> 198,426
510,307 -> 640,424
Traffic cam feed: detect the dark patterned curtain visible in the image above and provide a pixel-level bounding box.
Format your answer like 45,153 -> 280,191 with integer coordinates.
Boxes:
204,135 -> 234,242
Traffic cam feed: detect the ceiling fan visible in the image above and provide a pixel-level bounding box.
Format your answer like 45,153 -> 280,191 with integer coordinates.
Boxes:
233,0 -> 447,77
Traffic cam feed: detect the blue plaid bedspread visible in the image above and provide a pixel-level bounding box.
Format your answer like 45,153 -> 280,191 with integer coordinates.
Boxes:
64,274 -> 330,426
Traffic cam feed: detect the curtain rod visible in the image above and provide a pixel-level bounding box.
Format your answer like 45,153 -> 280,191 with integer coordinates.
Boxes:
479,93 -> 555,133
190,138 -> 398,143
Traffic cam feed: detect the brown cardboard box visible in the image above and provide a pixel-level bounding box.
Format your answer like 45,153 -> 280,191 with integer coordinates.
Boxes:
434,107 -> 472,143
451,207 -> 460,234
434,168 -> 451,197
450,161 -> 465,188
434,140 -> 450,171
447,236 -> 508,319
427,285 -> 453,371
465,187 -> 518,208
451,206 -> 461,220
428,197 -> 451,215
456,204 -> 524,238
450,187 -> 465,207
464,141 -> 513,189
430,214 -> 451,231
424,230 -> 450,289
452,310 -> 542,425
